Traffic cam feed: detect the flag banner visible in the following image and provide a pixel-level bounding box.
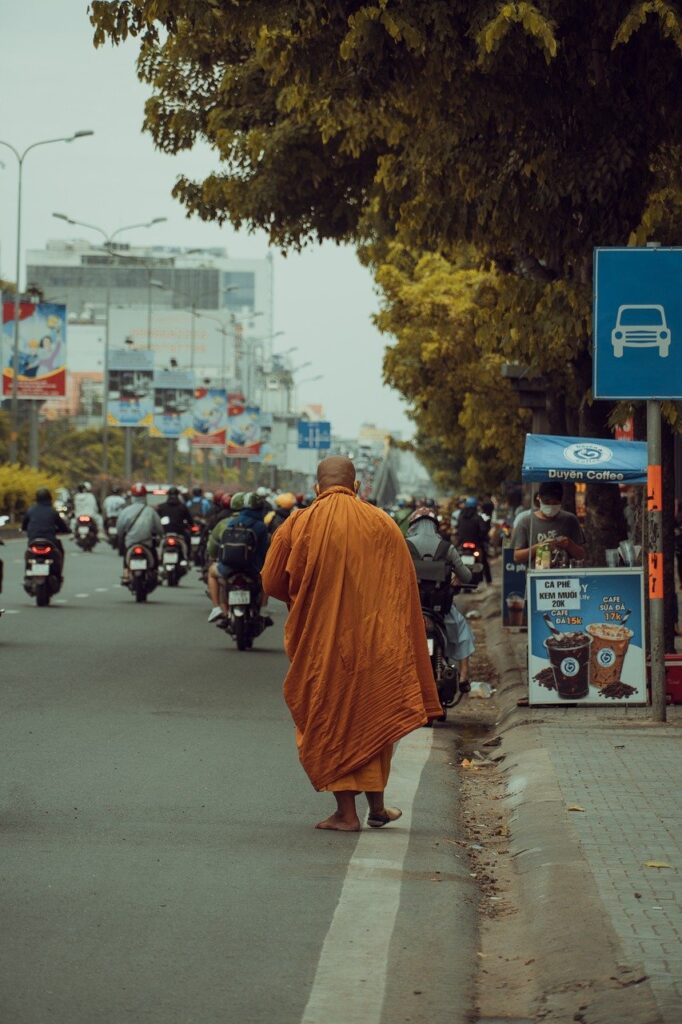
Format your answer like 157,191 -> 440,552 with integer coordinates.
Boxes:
150,369 -> 196,439
2,302 -> 67,399
191,387 -> 228,448
107,348 -> 155,426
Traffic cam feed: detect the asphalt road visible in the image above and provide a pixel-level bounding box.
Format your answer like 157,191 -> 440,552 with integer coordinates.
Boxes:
0,535 -> 476,1024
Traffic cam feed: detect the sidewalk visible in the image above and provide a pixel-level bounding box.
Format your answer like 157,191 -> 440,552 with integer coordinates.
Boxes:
471,581 -> 682,1023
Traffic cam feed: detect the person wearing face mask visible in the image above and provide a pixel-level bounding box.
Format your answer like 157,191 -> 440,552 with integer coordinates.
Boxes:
512,480 -> 586,567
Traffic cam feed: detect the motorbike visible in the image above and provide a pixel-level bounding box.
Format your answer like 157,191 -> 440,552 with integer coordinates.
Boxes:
104,515 -> 119,548
23,537 -> 64,607
159,531 -> 188,587
0,514 -> 7,616
218,571 -> 268,651
189,519 -> 207,567
422,605 -> 467,722
456,541 -> 484,589
124,542 -> 159,602
74,514 -> 99,551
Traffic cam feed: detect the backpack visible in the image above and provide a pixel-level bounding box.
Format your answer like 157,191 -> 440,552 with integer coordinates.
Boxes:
218,522 -> 258,571
407,538 -> 453,614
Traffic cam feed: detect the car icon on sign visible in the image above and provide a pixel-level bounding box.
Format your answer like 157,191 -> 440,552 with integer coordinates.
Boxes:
611,304 -> 670,358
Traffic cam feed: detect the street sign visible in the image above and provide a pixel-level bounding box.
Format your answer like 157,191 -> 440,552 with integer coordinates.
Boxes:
297,420 -> 331,450
593,247 -> 682,399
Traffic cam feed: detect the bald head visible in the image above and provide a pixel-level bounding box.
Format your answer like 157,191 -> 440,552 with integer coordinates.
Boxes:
316,456 -> 357,493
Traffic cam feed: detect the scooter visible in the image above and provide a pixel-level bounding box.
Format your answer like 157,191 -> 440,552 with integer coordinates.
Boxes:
422,604 -> 467,721
159,531 -> 188,587
124,542 -> 159,603
104,515 -> 119,548
23,538 -> 64,607
189,520 -> 207,567
74,515 -> 99,552
456,542 -> 483,589
218,571 -> 270,651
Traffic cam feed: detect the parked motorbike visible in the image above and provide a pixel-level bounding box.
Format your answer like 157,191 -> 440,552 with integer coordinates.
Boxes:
23,538 -> 64,607
124,542 -> 159,603
104,515 -> 119,548
159,531 -> 188,587
218,571 -> 268,651
74,514 -> 98,552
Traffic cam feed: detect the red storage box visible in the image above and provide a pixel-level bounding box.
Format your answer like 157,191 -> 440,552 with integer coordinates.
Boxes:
665,654 -> 682,704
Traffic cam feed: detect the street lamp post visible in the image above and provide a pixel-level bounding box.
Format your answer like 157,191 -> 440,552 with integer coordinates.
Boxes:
51,213 -> 166,486
0,131 -> 94,463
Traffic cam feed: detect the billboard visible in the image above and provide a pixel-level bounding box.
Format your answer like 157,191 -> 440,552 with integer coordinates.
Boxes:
108,308 -> 235,379
150,369 -> 195,439
2,301 -> 67,399
107,348 -> 155,427
227,393 -> 261,458
191,386 -> 228,448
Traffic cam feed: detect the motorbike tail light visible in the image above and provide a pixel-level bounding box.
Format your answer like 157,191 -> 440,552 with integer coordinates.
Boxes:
30,544 -> 52,555
462,541 -> 476,550
167,537 -> 177,546
78,515 -> 90,522
191,525 -> 201,534
132,546 -> 145,556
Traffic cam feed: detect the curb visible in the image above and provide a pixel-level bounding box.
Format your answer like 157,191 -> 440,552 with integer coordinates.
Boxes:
483,610 -> 663,1023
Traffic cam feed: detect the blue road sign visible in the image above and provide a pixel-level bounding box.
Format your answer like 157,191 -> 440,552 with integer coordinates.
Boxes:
593,247 -> 682,399
297,420 -> 331,450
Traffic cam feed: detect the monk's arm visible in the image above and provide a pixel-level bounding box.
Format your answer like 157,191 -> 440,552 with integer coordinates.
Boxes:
261,520 -> 292,602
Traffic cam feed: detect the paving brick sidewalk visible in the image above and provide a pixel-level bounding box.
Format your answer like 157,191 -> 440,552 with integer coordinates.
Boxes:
504,628 -> 682,1022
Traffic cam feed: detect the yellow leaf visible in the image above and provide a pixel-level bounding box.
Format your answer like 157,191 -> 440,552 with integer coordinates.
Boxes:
644,860 -> 673,869
567,804 -> 585,812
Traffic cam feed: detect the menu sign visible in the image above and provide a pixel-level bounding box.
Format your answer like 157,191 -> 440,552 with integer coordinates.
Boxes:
527,568 -> 646,705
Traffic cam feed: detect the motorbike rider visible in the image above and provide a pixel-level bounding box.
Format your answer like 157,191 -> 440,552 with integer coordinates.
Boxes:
73,482 -> 103,532
406,506 -> 479,687
454,496 -> 492,584
116,482 -> 163,581
156,486 -> 194,561
186,486 -> 211,519
205,491 -> 271,623
205,491 -> 236,533
103,486 -> 126,521
22,488 -> 71,578
264,492 -> 296,535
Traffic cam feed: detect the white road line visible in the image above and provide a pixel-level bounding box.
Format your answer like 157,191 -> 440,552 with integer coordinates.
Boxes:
300,729 -> 433,1024
95,587 -> 109,592
52,599 -> 67,604
74,593 -> 89,599
3,609 -> 20,614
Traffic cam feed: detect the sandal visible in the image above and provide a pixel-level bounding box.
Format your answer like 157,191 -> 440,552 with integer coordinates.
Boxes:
367,807 -> 402,828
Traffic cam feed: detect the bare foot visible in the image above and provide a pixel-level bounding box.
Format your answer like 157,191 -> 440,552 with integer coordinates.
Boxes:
367,806 -> 402,828
315,812 -> 361,832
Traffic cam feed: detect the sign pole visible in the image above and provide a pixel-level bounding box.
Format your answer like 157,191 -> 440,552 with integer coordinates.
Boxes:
647,399 -> 666,722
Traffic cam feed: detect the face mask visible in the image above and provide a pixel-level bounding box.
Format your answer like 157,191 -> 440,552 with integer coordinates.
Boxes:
539,503 -> 561,518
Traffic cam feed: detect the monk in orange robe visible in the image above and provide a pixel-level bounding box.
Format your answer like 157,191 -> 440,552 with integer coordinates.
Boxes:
261,456 -> 442,831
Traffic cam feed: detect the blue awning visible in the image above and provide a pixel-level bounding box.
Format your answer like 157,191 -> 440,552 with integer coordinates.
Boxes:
521,434 -> 647,484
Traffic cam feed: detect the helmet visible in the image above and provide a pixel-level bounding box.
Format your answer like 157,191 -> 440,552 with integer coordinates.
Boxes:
230,492 -> 245,511
219,492 -> 233,510
192,486 -> 202,497
276,492 -> 297,510
130,482 -> 147,497
465,496 -> 477,508
36,487 -> 52,503
167,486 -> 179,498
212,487 -> 226,505
83,481 -> 92,492
243,491 -> 265,510
256,486 -> 271,498
408,506 -> 439,527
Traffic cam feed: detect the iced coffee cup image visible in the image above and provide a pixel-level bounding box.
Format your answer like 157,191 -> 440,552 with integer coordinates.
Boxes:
543,632 -> 592,699
505,591 -> 526,627
586,623 -> 633,688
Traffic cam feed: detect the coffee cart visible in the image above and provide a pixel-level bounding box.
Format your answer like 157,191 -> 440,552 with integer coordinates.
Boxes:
520,434 -> 648,706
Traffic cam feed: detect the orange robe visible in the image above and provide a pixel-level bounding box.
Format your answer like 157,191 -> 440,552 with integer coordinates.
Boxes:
261,486 -> 442,791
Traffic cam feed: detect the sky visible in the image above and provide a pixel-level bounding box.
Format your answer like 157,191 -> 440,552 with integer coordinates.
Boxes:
0,1 -> 413,439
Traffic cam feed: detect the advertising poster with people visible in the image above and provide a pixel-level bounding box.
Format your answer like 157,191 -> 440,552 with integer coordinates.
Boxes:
107,348 -> 155,427
149,369 -> 195,439
191,387 -> 228,448
501,547 -> 528,629
226,392 -> 261,458
2,301 -> 67,399
527,568 -> 646,705
251,412 -> 274,464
